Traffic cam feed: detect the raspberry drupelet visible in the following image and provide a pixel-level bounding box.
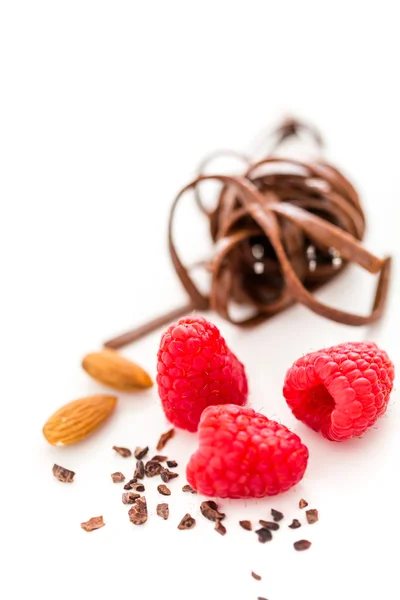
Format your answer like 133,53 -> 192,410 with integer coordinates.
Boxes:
283,341 -> 394,441
157,316 -> 248,431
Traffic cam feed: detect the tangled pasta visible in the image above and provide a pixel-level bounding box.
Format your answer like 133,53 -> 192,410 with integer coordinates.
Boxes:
105,119 -> 391,349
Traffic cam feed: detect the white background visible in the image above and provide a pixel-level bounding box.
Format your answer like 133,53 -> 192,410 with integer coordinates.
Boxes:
1,2 -> 400,599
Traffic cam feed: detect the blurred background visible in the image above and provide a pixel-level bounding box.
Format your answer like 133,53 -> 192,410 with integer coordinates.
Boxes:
1,2 -> 398,359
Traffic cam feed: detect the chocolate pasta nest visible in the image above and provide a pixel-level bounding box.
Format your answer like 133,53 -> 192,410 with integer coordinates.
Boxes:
105,118 -> 391,349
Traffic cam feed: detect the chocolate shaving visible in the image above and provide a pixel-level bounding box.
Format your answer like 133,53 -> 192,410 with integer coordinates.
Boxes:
306,509 -> 319,524
255,528 -> 272,543
156,429 -> 175,451
200,500 -> 226,522
259,520 -> 279,531
81,516 -> 105,532
215,519 -> 227,536
289,519 -> 301,529
258,597 -> 268,600
111,471 -> 125,483
151,455 -> 168,462
160,468 -> 179,483
128,496 -> 148,525
271,509 -> 284,522
182,484 -> 197,494
123,478 -> 138,490
52,464 -> 75,483
294,539 -> 312,551
122,491 -> 140,504
134,460 -> 145,479
166,460 -> 178,468
251,572 -> 262,581
132,483 -> 145,492
178,513 -> 196,530
157,484 -> 171,496
134,446 -> 149,460
157,503 -> 169,520
145,460 -> 162,477
112,446 -> 131,458
299,498 -> 308,509
104,118 -> 391,351
239,520 -> 252,531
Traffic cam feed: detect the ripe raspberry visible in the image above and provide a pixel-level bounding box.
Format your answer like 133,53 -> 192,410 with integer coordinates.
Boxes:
186,404 -> 309,498
157,316 -> 248,432
283,341 -> 395,441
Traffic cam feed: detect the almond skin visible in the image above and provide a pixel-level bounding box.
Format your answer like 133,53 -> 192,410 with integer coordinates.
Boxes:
82,349 -> 153,391
43,394 -> 117,445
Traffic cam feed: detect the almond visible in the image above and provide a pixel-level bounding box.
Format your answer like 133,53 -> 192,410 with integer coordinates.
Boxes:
82,349 -> 153,391
43,394 -> 117,445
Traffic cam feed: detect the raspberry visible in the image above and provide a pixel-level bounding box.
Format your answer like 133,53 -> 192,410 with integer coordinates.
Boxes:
157,316 -> 248,431
186,404 -> 308,498
283,341 -> 395,441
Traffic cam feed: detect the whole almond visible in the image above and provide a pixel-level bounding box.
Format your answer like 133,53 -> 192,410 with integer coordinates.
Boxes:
43,394 -> 117,445
82,349 -> 153,391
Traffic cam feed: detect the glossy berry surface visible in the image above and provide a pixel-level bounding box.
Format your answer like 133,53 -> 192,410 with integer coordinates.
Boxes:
157,316 -> 248,431
283,341 -> 394,441
186,404 -> 309,498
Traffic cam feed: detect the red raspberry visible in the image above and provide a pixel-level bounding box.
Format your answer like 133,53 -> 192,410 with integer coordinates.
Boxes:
186,404 -> 308,498
157,316 -> 248,431
283,341 -> 395,441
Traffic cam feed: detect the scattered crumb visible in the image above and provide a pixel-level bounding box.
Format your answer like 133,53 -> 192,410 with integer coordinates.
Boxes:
156,428 -> 175,451
306,509 -> 319,524
112,446 -> 131,457
81,516 -> 105,532
52,464 -> 75,483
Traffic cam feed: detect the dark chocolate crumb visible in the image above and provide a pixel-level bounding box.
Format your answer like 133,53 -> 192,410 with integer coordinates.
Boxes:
122,491 -> 140,504
182,484 -> 196,494
271,509 -> 284,522
112,446 -> 131,458
251,572 -> 262,581
156,428 -> 175,451
157,484 -> 171,496
178,513 -> 196,530
166,460 -> 178,468
215,519 -> 227,536
200,500 -> 226,522
160,467 -> 179,483
128,496 -> 148,525
239,520 -> 252,531
306,509 -> 319,524
157,503 -> 169,520
134,446 -> 149,460
52,464 -> 75,483
289,519 -> 301,529
123,478 -> 138,490
111,471 -> 125,483
81,516 -> 105,532
151,455 -> 168,462
259,520 -> 279,531
294,539 -> 312,551
132,483 -> 145,492
255,527 -> 273,543
134,460 -> 145,479
299,498 -> 308,509
144,460 -> 162,477
257,597 -> 268,600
